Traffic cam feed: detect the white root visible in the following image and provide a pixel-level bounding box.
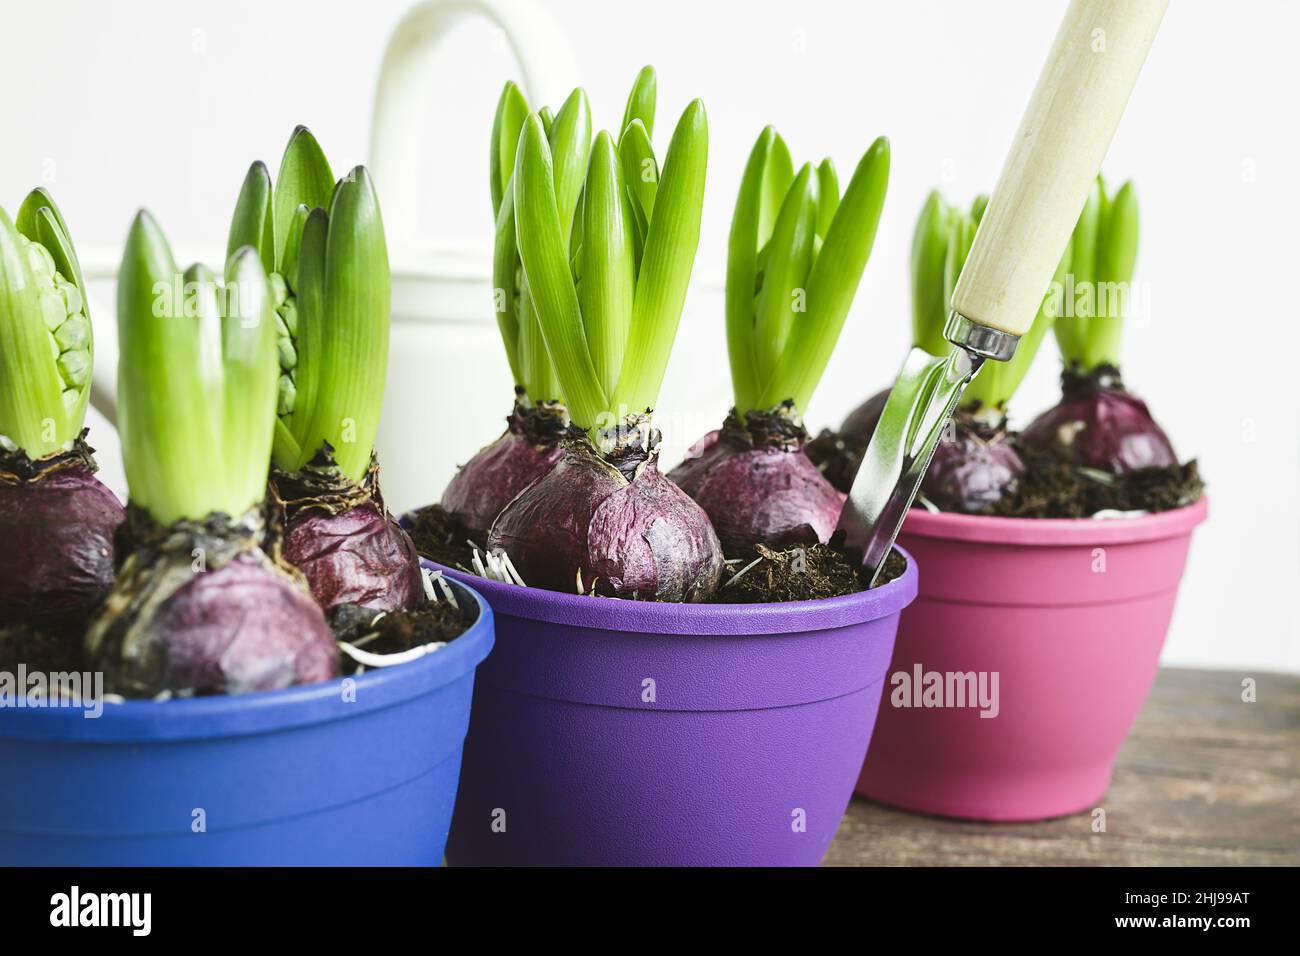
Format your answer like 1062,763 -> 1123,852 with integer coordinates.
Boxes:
501,551 -> 527,587
420,567 -> 438,602
724,555 -> 764,589
436,574 -> 459,609
339,640 -> 446,669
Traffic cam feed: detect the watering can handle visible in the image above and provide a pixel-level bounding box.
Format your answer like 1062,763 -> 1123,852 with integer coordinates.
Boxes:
88,0 -> 579,427
950,0 -> 1167,338
368,0 -> 580,248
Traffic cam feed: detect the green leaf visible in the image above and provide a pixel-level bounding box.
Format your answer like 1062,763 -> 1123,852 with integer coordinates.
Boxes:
612,98 -> 708,416
752,162 -> 817,388
185,262 -> 225,424
227,161 -> 275,274
283,207 -> 328,463
760,136 -> 889,411
725,126 -> 779,413
15,189 -> 93,437
273,126 -> 335,271
116,211 -> 228,523
814,158 -> 840,240
547,89 -> 592,256
578,131 -> 635,396
517,275 -> 561,403
620,65 -> 656,143
490,80 -> 530,216
909,189 -> 952,357
220,247 -> 279,510
513,113 -> 607,431
0,206 -> 67,455
492,187 -> 525,388
942,210 -> 978,313
1085,178 -> 1138,366
17,188 -> 88,304
1054,176 -> 1104,366
280,203 -> 310,290
294,167 -> 390,481
619,118 -> 659,225
758,131 -> 794,247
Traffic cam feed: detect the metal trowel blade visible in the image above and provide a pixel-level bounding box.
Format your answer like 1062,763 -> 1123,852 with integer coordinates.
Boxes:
836,345 -> 983,584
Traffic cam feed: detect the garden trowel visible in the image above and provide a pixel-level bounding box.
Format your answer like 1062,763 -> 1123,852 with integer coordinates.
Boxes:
839,0 -> 1170,583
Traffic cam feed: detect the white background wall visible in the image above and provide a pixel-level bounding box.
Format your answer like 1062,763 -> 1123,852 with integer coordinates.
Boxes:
1,0 -> 1296,672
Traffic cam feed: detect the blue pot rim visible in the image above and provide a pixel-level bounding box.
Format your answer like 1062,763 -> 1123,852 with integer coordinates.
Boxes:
0,578 -> 494,743
401,509 -> 917,636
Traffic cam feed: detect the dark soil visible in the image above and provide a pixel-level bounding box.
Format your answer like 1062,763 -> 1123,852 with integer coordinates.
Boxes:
329,598 -> 474,676
415,493 -> 908,604
805,428 -> 862,495
0,617 -> 88,673
806,422 -> 1204,519
984,444 -> 1203,518
407,503 -> 481,571
711,543 -> 906,604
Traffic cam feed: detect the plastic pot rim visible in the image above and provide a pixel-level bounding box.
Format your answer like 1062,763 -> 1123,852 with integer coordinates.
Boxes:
413,541 -> 917,637
0,577 -> 494,744
902,494 -> 1208,547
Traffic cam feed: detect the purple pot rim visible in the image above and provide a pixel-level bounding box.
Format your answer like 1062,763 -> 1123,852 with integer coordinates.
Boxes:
415,546 -> 917,636
901,494 -> 1208,547
0,578 -> 495,743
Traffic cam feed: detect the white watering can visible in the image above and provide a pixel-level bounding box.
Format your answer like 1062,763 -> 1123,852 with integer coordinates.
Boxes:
84,0 -> 581,512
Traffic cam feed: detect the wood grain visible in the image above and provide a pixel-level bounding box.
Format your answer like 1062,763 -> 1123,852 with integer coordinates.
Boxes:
826,668 -> 1300,866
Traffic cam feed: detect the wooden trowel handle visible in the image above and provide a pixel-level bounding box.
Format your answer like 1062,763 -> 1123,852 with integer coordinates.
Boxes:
951,0 -> 1168,338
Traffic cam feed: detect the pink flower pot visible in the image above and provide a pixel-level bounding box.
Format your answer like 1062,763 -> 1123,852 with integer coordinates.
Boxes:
856,496 -> 1207,821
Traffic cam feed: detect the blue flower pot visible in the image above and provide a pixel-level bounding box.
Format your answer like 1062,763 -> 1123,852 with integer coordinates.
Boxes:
0,578 -> 493,865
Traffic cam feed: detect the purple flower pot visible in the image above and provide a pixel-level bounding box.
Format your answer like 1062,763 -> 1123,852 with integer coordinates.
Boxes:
418,550 -> 916,866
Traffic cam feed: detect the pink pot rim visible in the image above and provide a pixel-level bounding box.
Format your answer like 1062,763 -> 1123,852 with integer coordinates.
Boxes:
901,494 -> 1208,546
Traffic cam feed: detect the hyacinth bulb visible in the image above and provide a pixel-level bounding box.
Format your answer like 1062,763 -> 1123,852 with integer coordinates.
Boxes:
488,441 -> 723,602
669,408 -> 844,555
0,461 -> 121,625
920,421 -> 1025,513
440,400 -> 577,537
1021,366 -> 1177,475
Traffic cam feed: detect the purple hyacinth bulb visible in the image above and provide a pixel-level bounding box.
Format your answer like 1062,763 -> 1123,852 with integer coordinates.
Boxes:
0,462 -> 122,625
838,387 -> 891,452
1021,366 -> 1177,474
441,399 -> 579,537
669,407 -> 845,555
488,437 -> 723,602
920,419 -> 1024,513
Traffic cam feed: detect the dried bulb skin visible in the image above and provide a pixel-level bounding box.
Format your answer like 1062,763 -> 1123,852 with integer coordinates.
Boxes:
86,506 -> 337,697
1020,365 -> 1177,475
0,441 -> 123,627
838,387 -> 891,453
920,415 -> 1025,513
273,448 -> 422,613
488,434 -> 724,602
669,406 -> 844,555
440,398 -> 579,537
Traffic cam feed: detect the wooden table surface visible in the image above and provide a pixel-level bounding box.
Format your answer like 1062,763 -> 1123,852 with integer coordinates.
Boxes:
827,668 -> 1300,866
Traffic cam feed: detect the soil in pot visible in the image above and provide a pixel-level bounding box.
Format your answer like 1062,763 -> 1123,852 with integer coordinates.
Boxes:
407,503 -> 480,572
0,617 -> 88,675
329,594 -> 476,677
985,443 -> 1203,518
808,426 -> 1203,519
412,499 -> 908,604
711,543 -> 907,604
